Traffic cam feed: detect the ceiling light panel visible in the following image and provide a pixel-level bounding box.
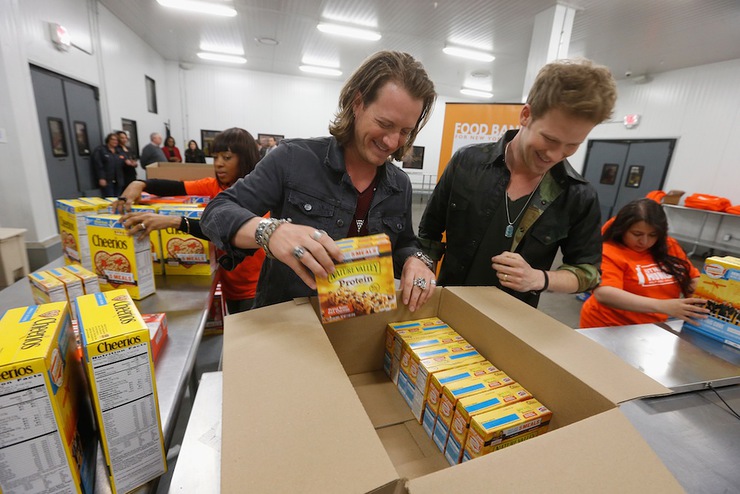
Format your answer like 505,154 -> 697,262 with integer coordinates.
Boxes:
317,23 -> 381,41
197,52 -> 246,64
444,45 -> 495,62
460,88 -> 493,98
157,0 -> 237,17
299,65 -> 342,76
199,43 -> 243,55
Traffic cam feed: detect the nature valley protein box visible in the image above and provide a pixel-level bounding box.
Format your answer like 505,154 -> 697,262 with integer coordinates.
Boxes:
0,302 -> 97,494
316,233 -> 396,323
56,199 -> 96,270
384,317 -> 451,384
86,214 -> 155,300
75,290 -> 166,493
158,207 -> 216,276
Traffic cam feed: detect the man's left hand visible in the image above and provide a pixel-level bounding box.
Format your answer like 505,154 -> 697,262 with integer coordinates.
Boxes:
401,257 -> 437,312
491,251 -> 545,293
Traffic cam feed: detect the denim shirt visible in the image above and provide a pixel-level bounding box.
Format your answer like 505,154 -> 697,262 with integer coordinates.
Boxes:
418,129 -> 602,307
200,136 -> 421,308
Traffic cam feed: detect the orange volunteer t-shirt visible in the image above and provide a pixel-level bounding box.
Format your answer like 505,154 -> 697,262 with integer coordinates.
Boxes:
185,177 -> 266,301
579,236 -> 700,328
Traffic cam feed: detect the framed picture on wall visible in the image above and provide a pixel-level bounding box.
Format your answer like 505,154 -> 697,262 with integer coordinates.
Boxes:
201,129 -> 221,157
625,165 -> 644,188
47,117 -> 68,157
74,121 -> 90,156
121,118 -> 140,159
402,146 -> 425,170
599,163 -> 618,185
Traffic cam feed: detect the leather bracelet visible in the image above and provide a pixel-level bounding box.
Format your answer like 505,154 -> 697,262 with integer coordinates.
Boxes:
255,218 -> 292,258
531,270 -> 549,295
179,216 -> 190,234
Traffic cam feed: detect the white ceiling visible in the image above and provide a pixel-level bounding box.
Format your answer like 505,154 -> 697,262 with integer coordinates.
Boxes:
99,0 -> 740,101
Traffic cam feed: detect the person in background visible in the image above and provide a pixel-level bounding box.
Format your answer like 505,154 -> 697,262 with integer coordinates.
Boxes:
116,130 -> 138,188
185,139 -> 206,163
115,128 -> 263,313
200,50 -> 438,311
264,136 -> 278,154
162,136 -> 182,162
92,132 -> 126,196
140,132 -> 167,168
418,59 -> 617,308
579,198 -> 708,328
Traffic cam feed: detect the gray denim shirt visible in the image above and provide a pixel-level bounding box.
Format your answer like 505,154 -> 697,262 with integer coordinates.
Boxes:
200,136 -> 421,308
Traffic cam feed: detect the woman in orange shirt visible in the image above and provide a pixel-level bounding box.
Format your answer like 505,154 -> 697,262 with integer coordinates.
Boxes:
580,198 -> 708,328
116,127 -> 263,313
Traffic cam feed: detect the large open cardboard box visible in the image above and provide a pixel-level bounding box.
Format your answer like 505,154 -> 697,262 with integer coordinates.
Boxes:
222,287 -> 684,493
145,162 -> 214,181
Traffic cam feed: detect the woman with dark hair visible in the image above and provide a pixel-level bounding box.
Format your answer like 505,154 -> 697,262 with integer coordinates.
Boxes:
92,133 -> 126,196
162,136 -> 183,162
580,198 -> 708,328
114,128 -> 264,313
185,139 -> 206,163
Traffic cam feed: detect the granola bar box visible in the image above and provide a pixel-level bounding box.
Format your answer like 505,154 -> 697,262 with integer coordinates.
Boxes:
316,233 -> 396,323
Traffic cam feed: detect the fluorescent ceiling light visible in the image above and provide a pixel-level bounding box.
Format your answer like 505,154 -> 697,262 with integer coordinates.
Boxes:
444,46 -> 495,62
197,52 -> 246,64
460,88 -> 493,98
317,23 -> 381,41
300,65 -> 342,76
199,43 -> 243,55
157,0 -> 237,17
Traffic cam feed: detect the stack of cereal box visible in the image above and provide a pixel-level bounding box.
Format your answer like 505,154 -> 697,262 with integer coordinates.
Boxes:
158,206 -> 216,276
0,302 -> 97,494
683,255 -> 740,348
316,233 -> 396,323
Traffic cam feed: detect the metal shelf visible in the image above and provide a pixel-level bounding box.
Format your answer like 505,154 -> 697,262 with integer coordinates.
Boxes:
662,204 -> 740,256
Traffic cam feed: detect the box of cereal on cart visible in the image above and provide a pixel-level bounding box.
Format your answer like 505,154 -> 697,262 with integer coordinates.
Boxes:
75,290 -> 166,493
0,302 -> 97,494
85,214 -> 155,300
158,206 -> 216,276
130,204 -> 165,276
56,199 -> 96,270
63,264 -> 101,295
316,233 -> 396,323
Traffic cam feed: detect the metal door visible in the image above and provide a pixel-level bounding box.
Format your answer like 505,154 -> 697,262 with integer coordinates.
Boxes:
582,139 -> 675,221
63,79 -> 101,195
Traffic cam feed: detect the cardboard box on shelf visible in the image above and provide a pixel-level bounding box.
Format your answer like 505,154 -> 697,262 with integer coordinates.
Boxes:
220,286 -> 682,493
145,162 -> 214,181
75,290 -> 166,493
0,302 -> 97,494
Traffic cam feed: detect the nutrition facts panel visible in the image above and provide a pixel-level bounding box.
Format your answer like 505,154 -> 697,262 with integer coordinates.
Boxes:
91,342 -> 164,492
0,373 -> 76,494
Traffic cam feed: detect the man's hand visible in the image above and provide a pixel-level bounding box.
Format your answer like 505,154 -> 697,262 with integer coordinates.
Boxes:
400,256 -> 437,312
491,251 -> 545,293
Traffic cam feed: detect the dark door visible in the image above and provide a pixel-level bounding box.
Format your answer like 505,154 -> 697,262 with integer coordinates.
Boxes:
583,139 -> 676,221
30,66 -> 103,203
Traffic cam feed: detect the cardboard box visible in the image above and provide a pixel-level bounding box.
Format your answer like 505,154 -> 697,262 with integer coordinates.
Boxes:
220,286 -> 682,493
141,313 -> 168,361
158,207 -> 216,276
0,227 -> 30,287
145,162 -> 214,181
63,263 -> 101,295
683,255 -> 740,348
56,199 -> 96,270
85,214 -> 156,300
0,302 -> 97,494
75,290 -> 167,493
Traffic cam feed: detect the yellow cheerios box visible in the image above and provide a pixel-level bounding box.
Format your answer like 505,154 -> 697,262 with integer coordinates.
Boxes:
75,290 -> 166,493
77,196 -> 114,214
131,204 -> 165,276
463,398 -> 552,462
158,207 -> 216,276
0,302 -> 97,494
316,233 -> 396,323
384,317 -> 450,383
27,269 -> 68,305
56,199 -> 97,270
63,263 -> 101,295
47,267 -> 86,307
85,214 -> 155,300
445,383 -> 534,465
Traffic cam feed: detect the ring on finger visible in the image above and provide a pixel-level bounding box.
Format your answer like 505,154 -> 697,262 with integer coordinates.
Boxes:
140,223 -> 146,230
430,279 -> 437,286
292,246 -> 306,260
310,229 -> 326,242
413,277 -> 427,291
503,273 -> 508,282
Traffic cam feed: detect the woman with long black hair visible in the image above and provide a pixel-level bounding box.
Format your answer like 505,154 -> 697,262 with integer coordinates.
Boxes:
580,198 -> 709,328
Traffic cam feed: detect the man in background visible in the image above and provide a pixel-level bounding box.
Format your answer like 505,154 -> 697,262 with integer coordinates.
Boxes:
139,132 -> 166,168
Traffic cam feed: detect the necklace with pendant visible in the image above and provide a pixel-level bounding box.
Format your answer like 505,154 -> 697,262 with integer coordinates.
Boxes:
503,142 -> 545,238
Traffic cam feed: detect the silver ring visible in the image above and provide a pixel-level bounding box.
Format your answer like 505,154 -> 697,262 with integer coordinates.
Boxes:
311,229 -> 326,241
140,223 -> 146,230
413,277 -> 427,290
430,279 -> 437,286
503,273 -> 508,282
292,246 -> 306,260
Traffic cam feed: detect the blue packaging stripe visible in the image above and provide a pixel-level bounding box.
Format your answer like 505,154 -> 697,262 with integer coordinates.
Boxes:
31,272 -> 43,280
468,396 -> 503,413
440,372 -> 472,384
20,306 -> 38,322
419,347 -> 449,358
425,324 -> 448,331
95,292 -> 108,305
409,338 -> 443,348
394,322 -> 419,329
449,350 -> 479,360
452,382 -> 486,396
482,412 -> 519,430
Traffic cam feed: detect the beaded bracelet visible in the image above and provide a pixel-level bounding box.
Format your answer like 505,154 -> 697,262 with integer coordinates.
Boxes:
255,218 -> 292,258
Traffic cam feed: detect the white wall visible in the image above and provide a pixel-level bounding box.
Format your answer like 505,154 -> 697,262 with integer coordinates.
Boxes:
2,0 -> 740,253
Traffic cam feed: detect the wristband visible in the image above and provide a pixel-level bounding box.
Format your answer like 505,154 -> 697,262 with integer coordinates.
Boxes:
531,270 -> 549,295
179,216 -> 190,234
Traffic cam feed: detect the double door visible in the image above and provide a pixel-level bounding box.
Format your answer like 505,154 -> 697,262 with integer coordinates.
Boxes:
582,139 -> 676,222
30,65 -> 102,205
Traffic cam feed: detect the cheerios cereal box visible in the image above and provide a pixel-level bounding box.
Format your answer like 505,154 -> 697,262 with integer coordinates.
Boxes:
131,204 -> 164,276
75,290 -> 166,493
27,269 -> 68,305
158,207 -> 216,276
77,196 -> 114,214
463,399 -> 552,462
85,214 -> 155,300
0,302 -> 97,494
47,267 -> 86,312
316,233 -> 396,323
56,199 -> 96,270
63,264 -> 101,295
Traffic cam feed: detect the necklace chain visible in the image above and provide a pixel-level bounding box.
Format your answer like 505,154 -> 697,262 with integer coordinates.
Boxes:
503,142 -> 545,238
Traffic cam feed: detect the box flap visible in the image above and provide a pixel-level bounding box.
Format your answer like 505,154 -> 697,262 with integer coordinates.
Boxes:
351,371 -> 415,428
441,287 -> 671,404
407,408 -> 685,493
221,301 -> 399,493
